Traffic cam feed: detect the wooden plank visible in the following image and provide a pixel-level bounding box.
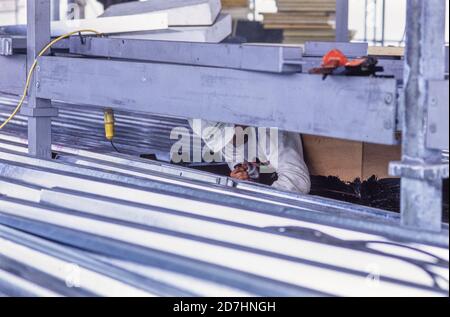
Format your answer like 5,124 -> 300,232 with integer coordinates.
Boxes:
263,0 -> 337,44
0,55 -> 26,96
368,46 -> 405,57
303,135 -> 401,181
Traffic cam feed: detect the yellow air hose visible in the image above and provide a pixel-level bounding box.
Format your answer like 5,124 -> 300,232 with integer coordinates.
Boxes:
0,29 -> 102,130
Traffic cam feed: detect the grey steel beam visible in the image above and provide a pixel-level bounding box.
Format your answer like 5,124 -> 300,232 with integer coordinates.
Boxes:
0,204 -> 321,297
36,56 -> 399,145
335,0 -> 349,42
0,25 -> 26,36
0,55 -> 26,95
69,37 -> 303,73
51,0 -> 60,21
303,42 -> 368,57
391,0 -> 448,232
0,36 -> 27,56
22,0 -> 56,159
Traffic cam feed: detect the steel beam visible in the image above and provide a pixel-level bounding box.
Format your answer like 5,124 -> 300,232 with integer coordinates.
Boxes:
69,37 -> 303,73
335,0 -> 349,42
426,80 -> 449,150
392,0 -> 447,232
22,0 -> 56,159
0,55 -> 26,95
36,56 -> 398,145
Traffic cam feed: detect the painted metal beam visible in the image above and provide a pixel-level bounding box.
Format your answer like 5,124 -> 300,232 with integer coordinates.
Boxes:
335,0 -> 349,42
0,55 -> 26,95
23,0 -> 55,159
36,56 -> 398,145
69,37 -> 303,73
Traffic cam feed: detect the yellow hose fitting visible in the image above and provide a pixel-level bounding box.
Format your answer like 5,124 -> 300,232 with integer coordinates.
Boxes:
104,108 -> 115,141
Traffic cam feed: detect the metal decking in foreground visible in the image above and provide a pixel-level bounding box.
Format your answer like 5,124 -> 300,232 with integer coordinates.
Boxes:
0,105 -> 448,296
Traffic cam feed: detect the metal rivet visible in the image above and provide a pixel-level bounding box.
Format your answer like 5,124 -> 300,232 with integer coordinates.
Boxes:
430,97 -> 437,106
384,93 -> 393,105
36,82 -> 40,88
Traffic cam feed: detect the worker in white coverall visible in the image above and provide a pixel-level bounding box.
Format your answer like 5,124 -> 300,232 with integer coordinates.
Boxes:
190,120 -> 311,194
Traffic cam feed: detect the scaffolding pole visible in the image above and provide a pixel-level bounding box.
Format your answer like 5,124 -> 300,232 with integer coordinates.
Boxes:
394,0 -> 447,232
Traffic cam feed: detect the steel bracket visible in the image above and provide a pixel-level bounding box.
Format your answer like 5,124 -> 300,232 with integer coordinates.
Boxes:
389,161 -> 449,181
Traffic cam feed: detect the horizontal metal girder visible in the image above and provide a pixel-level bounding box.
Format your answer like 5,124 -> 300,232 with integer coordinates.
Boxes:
69,37 -> 303,73
0,55 -> 26,95
36,56 -> 399,144
1,148 -> 448,247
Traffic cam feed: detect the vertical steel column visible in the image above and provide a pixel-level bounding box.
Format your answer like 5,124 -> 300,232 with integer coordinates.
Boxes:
22,0 -> 57,159
335,0 -> 349,42
381,0 -> 386,46
394,0 -> 447,231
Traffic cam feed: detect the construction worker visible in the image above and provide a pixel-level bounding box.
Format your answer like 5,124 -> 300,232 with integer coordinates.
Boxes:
190,120 -> 311,194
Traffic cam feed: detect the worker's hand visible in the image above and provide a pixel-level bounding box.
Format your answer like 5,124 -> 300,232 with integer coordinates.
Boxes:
230,163 -> 250,181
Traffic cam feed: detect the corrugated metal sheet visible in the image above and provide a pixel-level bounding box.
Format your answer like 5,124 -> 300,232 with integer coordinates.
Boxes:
0,96 -> 448,297
0,95 -> 199,159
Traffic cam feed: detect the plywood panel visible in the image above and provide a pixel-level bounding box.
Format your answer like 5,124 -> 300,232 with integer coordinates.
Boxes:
362,143 -> 401,179
303,135 -> 363,182
303,135 -> 401,182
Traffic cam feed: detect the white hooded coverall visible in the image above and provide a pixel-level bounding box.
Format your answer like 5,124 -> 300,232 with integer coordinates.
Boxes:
190,120 -> 311,194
